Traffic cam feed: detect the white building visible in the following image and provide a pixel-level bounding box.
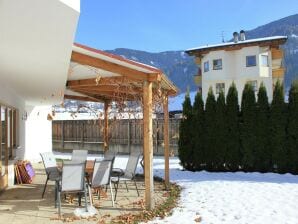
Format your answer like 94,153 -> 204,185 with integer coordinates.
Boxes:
0,0 -> 80,190
186,31 -> 287,103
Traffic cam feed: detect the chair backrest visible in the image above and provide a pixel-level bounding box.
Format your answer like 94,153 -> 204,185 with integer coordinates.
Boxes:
103,150 -> 116,161
40,152 -> 57,173
71,150 -> 88,163
91,160 -> 113,188
124,151 -> 141,179
61,161 -> 86,192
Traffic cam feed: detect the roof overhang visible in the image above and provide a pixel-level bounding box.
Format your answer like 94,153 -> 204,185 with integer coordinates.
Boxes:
0,0 -> 80,106
65,44 -> 178,103
186,36 -> 288,57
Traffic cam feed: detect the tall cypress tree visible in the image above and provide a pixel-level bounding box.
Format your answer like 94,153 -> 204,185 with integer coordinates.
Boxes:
225,83 -> 241,171
204,87 -> 217,171
178,92 -> 193,170
255,83 -> 271,172
270,81 -> 287,173
214,90 -> 227,171
240,83 -> 257,172
286,81 -> 298,174
192,91 -> 205,171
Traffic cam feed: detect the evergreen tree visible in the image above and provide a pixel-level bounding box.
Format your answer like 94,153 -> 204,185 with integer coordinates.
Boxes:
178,92 -> 194,170
204,87 -> 217,171
286,81 -> 298,174
270,81 -> 287,173
192,91 -> 205,170
214,90 -> 227,171
240,83 -> 257,171
255,83 -> 271,172
225,83 -> 241,171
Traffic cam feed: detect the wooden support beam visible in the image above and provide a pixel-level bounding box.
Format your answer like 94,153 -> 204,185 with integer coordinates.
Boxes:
103,101 -> 109,152
72,85 -> 143,94
67,77 -> 129,88
64,94 -> 103,103
163,96 -> 170,188
71,51 -> 159,82
71,89 -> 138,102
143,80 -> 154,210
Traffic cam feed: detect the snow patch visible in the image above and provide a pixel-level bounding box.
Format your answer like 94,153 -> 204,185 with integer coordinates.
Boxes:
169,91 -> 196,111
54,153 -> 298,224
180,51 -> 186,58
131,56 -> 138,61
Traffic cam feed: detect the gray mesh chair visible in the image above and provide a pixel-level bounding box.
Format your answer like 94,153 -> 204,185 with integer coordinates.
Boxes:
40,152 -> 61,198
71,150 -> 88,163
103,150 -> 116,161
57,161 -> 88,217
90,159 -> 114,206
111,151 -> 141,200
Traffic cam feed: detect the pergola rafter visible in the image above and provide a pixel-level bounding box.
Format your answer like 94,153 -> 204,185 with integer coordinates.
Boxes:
65,43 -> 178,210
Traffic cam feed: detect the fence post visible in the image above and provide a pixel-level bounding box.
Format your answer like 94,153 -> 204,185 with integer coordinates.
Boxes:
128,119 -> 131,153
155,119 -> 159,154
61,121 -> 64,149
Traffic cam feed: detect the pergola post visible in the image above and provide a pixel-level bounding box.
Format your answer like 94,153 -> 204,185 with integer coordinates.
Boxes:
143,80 -> 154,210
163,96 -> 170,187
103,100 -> 109,152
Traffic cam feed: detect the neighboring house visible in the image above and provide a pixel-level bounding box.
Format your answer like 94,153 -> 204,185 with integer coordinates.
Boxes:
185,31 -> 287,102
0,0 -> 80,190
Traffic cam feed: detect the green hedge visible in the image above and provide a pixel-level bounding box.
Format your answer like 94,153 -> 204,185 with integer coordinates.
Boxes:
178,81 -> 298,174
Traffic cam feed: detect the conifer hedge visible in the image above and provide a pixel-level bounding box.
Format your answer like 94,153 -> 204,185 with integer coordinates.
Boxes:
178,81 -> 298,174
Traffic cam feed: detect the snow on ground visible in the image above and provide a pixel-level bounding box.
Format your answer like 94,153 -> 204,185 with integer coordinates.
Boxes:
54,153 -> 298,224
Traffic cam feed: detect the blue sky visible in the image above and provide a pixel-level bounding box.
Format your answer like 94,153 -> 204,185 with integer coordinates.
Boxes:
75,0 -> 298,52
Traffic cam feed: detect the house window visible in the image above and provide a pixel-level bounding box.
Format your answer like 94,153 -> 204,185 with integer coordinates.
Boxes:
247,80 -> 258,92
261,55 -> 269,66
216,83 -> 225,94
246,55 -> 256,67
0,105 -> 18,177
204,61 -> 209,72
213,59 -> 222,70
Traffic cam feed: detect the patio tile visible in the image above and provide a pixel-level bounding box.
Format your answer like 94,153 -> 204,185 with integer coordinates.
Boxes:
0,162 -> 169,224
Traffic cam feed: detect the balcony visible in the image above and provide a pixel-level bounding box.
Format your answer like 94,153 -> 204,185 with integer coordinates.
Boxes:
272,67 -> 285,78
271,48 -> 284,60
193,75 -> 202,86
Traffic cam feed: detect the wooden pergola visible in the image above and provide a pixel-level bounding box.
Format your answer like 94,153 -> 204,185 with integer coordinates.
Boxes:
64,43 -> 178,210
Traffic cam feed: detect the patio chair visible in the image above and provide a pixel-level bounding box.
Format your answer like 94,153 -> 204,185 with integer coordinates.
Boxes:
40,152 -> 61,198
56,161 -> 88,217
103,150 -> 117,161
71,149 -> 88,163
111,151 -> 141,201
90,159 -> 115,207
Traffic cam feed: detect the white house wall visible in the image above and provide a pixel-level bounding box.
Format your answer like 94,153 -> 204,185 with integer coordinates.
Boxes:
0,0 -> 80,187
24,106 -> 52,162
201,46 -> 273,103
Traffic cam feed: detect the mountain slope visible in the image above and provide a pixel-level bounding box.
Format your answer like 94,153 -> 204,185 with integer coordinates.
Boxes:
245,14 -> 298,87
107,14 -> 298,92
105,48 -> 197,92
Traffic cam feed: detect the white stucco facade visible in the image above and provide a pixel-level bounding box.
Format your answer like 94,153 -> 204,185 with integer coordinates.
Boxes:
0,0 -> 80,188
201,46 -> 273,103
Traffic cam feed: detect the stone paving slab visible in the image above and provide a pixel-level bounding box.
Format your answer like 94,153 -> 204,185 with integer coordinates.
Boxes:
0,163 -> 167,224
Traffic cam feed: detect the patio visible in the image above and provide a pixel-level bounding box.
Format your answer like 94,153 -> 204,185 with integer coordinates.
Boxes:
0,161 -> 170,224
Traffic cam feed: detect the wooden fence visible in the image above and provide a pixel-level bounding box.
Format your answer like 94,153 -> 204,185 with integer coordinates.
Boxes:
52,118 -> 181,155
